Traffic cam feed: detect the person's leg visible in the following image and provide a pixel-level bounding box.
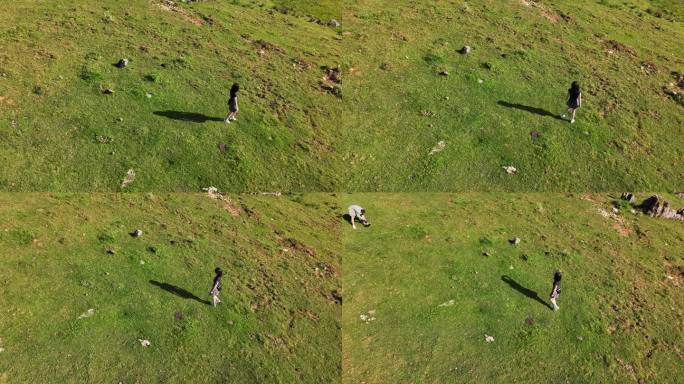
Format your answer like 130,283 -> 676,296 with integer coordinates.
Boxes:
229,111 -> 237,121
550,297 -> 558,310
225,113 -> 231,123
212,295 -> 218,306
570,108 -> 577,123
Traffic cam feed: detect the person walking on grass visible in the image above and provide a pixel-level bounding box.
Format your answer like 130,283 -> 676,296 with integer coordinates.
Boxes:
347,204 -> 370,229
225,83 -> 240,124
562,81 -> 581,123
549,270 -> 562,311
209,267 -> 224,307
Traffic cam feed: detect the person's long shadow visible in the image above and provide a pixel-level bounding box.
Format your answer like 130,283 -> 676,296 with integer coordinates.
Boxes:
149,280 -> 211,305
153,110 -> 225,123
497,101 -> 565,121
501,275 -> 550,309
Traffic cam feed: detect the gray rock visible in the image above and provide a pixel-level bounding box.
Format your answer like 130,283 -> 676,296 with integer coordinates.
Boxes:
621,192 -> 635,203
459,45 -> 471,54
329,19 -> 340,28
130,229 -> 143,237
115,58 -> 129,68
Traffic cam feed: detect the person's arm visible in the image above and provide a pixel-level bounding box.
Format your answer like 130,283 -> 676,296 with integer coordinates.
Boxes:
578,93 -> 582,108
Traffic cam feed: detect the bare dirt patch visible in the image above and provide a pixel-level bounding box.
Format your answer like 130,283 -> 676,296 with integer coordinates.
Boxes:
158,0 -> 205,26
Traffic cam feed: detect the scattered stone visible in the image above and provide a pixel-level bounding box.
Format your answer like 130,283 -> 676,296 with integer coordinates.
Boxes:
359,310 -> 376,323
121,169 -> 136,189
502,165 -> 517,174
484,334 -> 494,343
0,347 -> 4,353
521,254 -> 529,262
639,195 -> 684,221
640,60 -> 657,75
138,339 -> 151,347
621,192 -> 635,203
140,260 -> 145,265
103,88 -> 114,94
530,129 -> 541,139
481,62 -> 492,70
509,237 -> 521,245
106,248 -> 116,255
78,308 -> 95,319
509,265 -> 514,270
218,143 -> 227,153
328,19 -> 340,28
115,58 -> 129,68
459,45 -> 471,54
145,93 -> 152,98
438,299 -> 455,307
130,229 -> 143,237
438,70 -> 449,76
477,79 -> 484,84
421,110 -> 435,117
117,117 -> 124,122
148,246 -> 157,253
174,311 -> 185,321
482,251 -> 490,257
227,320 -> 234,326
429,140 -> 446,155
95,135 -> 113,144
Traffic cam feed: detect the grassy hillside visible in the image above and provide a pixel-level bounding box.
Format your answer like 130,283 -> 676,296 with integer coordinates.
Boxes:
341,0 -> 684,191
342,193 -> 684,383
0,193 -> 341,383
0,0 -> 342,192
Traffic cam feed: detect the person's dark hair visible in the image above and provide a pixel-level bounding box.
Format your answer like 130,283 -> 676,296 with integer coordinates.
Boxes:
569,81 -> 580,97
215,267 -> 223,276
553,270 -> 562,283
360,208 -> 366,215
230,83 -> 240,96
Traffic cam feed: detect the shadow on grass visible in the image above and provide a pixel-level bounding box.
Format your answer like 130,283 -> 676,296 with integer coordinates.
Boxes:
501,275 -> 550,309
149,280 -> 211,305
154,110 -> 225,123
497,101 -> 565,121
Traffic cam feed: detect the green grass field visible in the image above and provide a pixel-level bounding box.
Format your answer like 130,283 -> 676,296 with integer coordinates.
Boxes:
342,193 -> 684,383
0,193 -> 341,383
0,0 -> 342,192
341,0 -> 684,191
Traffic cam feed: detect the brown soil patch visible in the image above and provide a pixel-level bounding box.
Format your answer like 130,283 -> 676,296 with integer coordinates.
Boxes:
597,207 -> 632,237
604,39 -> 636,56
520,0 -> 561,22
0,96 -> 16,106
158,1 -> 205,26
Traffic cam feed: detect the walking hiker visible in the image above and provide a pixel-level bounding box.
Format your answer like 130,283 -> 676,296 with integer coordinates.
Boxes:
562,81 -> 581,123
209,267 -> 223,307
549,270 -> 562,311
225,83 -> 240,124
347,204 -> 370,229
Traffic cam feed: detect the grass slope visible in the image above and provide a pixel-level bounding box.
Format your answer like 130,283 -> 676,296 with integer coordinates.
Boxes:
0,0 -> 342,192
342,193 -> 684,383
0,193 -> 341,383
341,0 -> 684,191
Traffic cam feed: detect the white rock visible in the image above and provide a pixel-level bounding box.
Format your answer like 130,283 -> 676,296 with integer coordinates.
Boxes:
78,308 -> 95,319
138,339 -> 151,347
484,334 -> 494,343
502,165 -> 517,174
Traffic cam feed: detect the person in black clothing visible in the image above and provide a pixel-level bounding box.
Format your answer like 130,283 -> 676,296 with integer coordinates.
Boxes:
209,267 -> 224,307
562,81 -> 582,123
549,270 -> 562,311
225,83 -> 240,124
